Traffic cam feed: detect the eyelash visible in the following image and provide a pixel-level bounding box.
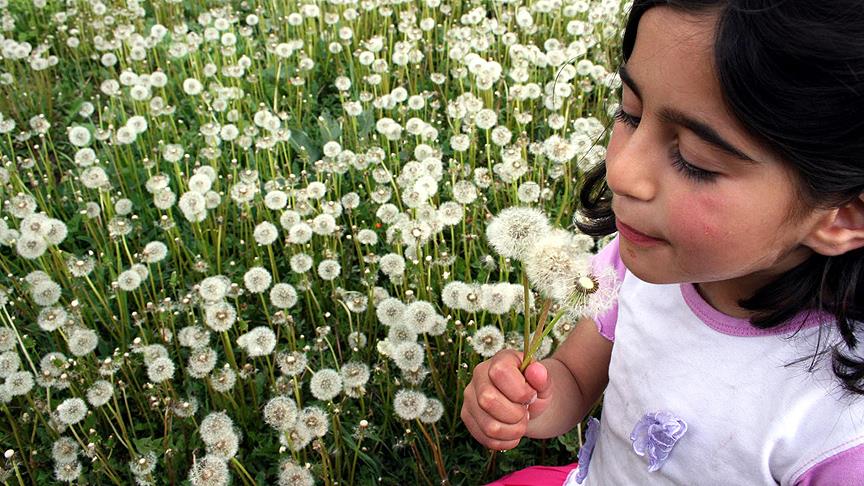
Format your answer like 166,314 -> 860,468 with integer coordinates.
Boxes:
613,107 -> 718,183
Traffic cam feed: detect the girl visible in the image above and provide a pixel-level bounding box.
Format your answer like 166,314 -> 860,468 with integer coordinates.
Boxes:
461,1 -> 864,484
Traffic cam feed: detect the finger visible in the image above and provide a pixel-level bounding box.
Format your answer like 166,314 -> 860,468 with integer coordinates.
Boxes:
468,404 -> 529,442
488,351 -> 539,405
523,361 -> 551,400
461,406 -> 522,451
472,382 -> 530,425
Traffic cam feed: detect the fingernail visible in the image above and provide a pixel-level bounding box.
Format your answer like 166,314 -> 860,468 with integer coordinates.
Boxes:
528,393 -> 538,405
527,411 -> 531,421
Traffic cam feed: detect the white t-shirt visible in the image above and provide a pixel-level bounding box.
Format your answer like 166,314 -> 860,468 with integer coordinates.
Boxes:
564,236 -> 864,486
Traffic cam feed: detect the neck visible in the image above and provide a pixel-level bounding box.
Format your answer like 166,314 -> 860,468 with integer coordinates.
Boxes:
694,247 -> 814,319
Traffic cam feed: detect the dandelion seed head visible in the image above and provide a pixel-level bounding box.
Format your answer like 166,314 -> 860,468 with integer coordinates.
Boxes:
343,291 -> 368,313
86,380 -> 113,407
5,370 -> 33,396
236,326 -> 276,357
420,397 -> 444,424
279,210 -> 301,230
199,276 -> 229,302
74,148 -> 96,167
357,229 -> 378,245
378,253 -> 405,277
387,323 -> 418,344
309,368 -> 342,402
0,328 -> 15,352
392,341 -> 424,372
287,222 -> 313,244
480,283 -> 517,315
347,331 -> 367,350
243,266 -> 272,293
129,451 -> 157,477
140,241 -> 168,264
524,230 -> 592,302
187,347 -> 218,378
16,234 -> 47,260
0,351 -> 20,378
278,459 -> 315,486
289,253 -> 313,274
393,388 -> 427,421
54,460 -> 82,483
276,351 -> 307,377
486,207 -> 551,260
146,356 -> 175,383
172,396 -> 200,418
209,367 -> 237,393
68,328 -> 99,357
298,406 -> 329,437
253,221 -> 279,245
205,429 -> 239,461
67,124 -> 92,147
471,325 -> 505,358
264,395 -> 298,431
117,269 -> 142,291
404,300 -> 436,333
188,455 -> 229,486
51,436 -> 79,464
199,411 -> 235,444
339,361 -> 370,388
40,351 -> 67,377
31,279 -> 62,306
316,259 -> 341,281
282,422 -> 312,451
270,283 -> 298,309
56,397 -> 87,425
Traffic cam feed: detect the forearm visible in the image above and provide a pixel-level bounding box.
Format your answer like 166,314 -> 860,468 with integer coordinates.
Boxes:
524,356 -> 591,439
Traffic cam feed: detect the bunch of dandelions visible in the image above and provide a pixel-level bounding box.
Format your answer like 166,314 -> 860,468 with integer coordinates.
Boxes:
486,207 -> 616,371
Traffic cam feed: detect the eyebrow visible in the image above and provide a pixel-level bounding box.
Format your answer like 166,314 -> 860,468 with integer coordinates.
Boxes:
618,65 -> 757,163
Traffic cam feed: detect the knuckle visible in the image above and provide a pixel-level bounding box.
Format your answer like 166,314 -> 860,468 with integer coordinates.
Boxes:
477,390 -> 496,411
485,420 -> 502,438
487,363 -> 505,383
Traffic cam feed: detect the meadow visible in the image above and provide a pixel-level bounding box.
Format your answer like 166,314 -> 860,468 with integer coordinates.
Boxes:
0,0 -> 627,483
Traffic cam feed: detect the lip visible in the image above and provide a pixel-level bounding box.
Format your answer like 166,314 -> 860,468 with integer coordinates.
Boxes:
616,220 -> 665,247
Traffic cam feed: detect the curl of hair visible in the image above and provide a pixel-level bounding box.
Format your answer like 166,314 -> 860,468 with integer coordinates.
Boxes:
577,0 -> 864,396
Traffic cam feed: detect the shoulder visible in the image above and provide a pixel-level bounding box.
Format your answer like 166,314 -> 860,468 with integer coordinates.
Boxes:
777,336 -> 864,486
589,235 -> 627,342
792,439 -> 864,486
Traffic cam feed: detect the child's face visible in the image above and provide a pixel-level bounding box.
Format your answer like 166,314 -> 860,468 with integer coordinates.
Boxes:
606,7 -> 830,299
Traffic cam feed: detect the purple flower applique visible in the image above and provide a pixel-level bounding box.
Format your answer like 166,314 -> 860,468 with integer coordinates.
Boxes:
629,411 -> 688,472
573,417 -> 600,484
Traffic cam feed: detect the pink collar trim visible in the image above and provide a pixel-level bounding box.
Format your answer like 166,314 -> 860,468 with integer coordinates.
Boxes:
679,283 -> 829,337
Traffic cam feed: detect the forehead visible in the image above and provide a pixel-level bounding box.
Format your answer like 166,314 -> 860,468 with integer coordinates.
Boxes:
628,7 -> 780,165
630,8 -> 720,107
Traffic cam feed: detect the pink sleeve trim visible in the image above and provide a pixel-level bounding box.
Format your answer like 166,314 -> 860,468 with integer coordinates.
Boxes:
590,235 -> 626,342
794,440 -> 864,486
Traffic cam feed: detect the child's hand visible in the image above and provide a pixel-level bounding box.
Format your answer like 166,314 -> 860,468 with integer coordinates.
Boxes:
461,349 -> 552,451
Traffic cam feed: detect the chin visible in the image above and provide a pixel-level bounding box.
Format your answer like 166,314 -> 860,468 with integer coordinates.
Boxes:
619,250 -> 679,285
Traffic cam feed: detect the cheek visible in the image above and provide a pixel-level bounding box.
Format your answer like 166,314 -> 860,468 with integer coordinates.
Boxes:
666,190 -> 729,248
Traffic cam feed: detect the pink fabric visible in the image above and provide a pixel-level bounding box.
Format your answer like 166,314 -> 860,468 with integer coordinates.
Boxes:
484,463 -> 579,486
794,441 -> 864,485
590,236 -> 627,342
679,282 -> 830,338
590,234 -> 832,340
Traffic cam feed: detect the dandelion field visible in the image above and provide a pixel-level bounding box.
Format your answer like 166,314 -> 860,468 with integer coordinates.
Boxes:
0,0 -> 628,483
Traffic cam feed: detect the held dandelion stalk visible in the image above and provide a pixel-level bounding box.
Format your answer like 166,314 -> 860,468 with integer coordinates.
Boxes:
485,207 -> 617,372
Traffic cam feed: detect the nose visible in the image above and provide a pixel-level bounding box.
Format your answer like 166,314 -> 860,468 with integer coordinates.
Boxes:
605,124 -> 661,202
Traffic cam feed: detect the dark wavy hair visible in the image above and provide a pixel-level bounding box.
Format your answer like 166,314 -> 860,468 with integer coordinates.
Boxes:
576,0 -> 864,395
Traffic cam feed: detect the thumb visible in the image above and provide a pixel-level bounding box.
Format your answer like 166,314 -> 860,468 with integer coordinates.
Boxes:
523,361 -> 551,400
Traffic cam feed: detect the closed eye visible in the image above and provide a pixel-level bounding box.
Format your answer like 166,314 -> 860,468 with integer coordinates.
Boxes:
614,107 -> 641,128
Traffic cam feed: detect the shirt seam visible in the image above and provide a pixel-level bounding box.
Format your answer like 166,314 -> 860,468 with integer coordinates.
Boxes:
789,434 -> 864,484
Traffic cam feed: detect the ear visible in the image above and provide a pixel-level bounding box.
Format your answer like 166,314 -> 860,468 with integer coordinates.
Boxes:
803,194 -> 864,256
